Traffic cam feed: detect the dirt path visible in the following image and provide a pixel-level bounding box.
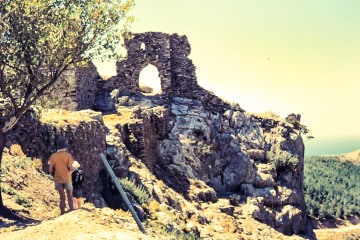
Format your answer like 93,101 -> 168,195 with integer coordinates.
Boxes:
0,205 -> 153,240
314,224 -> 360,240
314,224 -> 360,233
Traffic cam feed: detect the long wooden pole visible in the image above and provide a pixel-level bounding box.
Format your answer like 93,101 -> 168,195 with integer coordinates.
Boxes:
99,153 -> 146,234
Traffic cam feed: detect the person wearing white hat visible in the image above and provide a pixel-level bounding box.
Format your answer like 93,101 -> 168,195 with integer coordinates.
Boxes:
72,161 -> 84,209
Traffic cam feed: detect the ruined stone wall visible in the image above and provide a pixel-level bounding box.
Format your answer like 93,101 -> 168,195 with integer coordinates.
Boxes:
46,32 -> 241,113
57,121 -> 106,202
168,35 -> 235,111
97,32 -> 172,95
8,112 -> 107,203
131,106 -> 170,171
74,63 -> 100,110
49,62 -> 99,111
93,32 -> 239,113
7,111 -> 54,158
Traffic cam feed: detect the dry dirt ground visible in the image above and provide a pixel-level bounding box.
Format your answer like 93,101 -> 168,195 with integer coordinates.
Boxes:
1,206 -> 152,240
0,144 -> 151,240
314,225 -> 360,240
309,216 -> 360,240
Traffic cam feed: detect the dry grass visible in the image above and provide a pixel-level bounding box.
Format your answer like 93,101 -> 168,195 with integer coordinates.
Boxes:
248,110 -> 283,121
315,228 -> 360,240
39,109 -> 87,126
338,149 -> 360,165
9,144 -> 25,158
32,158 -> 43,172
102,108 -> 135,126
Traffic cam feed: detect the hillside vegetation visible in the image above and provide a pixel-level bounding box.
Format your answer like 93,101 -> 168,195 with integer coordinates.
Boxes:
304,155 -> 360,218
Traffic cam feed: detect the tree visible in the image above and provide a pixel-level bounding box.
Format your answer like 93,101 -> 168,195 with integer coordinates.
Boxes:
285,113 -> 311,135
0,0 -> 135,209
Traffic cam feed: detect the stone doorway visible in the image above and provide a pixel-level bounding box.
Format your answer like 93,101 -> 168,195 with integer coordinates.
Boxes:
138,64 -> 162,95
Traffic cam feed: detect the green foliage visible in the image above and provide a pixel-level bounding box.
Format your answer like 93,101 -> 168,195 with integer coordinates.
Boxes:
266,146 -> 299,170
118,177 -> 150,206
145,221 -> 200,240
1,186 -> 16,195
13,157 -> 32,169
0,0 -> 134,130
285,113 -> 310,135
14,194 -> 32,208
1,186 -> 32,207
304,156 -> 360,218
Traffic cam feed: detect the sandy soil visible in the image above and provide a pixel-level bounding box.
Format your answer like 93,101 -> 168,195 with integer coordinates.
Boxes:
1,204 -> 152,240
314,225 -> 360,240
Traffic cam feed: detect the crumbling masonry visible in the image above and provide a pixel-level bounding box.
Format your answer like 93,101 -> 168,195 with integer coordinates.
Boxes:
56,32 -> 240,112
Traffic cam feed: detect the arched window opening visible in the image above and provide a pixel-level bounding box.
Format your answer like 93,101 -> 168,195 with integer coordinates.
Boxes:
140,42 -> 146,51
138,64 -> 162,95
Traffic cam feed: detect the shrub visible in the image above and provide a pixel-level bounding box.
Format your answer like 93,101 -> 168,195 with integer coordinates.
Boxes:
13,157 -> 32,169
1,186 -> 16,195
14,194 -> 32,208
118,177 -> 150,205
266,146 -> 299,170
1,186 -> 32,208
145,221 -> 200,240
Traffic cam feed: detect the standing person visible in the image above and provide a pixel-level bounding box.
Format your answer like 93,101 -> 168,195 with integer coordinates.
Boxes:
71,161 -> 84,209
48,137 -> 74,215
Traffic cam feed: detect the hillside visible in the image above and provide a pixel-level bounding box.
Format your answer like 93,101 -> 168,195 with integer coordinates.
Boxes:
338,149 -> 360,164
304,155 -> 360,218
1,32 -> 315,239
1,140 -> 306,240
2,140 -> 359,239
304,152 -> 360,240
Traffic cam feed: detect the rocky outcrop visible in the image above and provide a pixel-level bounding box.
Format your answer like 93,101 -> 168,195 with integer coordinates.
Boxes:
7,101 -> 311,238
6,31 -> 314,238
106,97 -> 308,236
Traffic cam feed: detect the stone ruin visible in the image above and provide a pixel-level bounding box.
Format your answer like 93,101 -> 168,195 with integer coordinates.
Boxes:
55,32 -> 240,112
6,32 -> 315,238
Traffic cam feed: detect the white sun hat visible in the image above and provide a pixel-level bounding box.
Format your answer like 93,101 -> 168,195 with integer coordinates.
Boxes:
73,161 -> 81,170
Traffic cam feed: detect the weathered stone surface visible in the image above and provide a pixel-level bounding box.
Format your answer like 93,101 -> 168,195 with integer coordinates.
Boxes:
219,205 -> 235,216
275,205 -> 305,235
9,113 -> 106,203
247,149 -> 266,161
94,90 -> 116,112
47,62 -> 100,111
188,180 -> 218,203
7,31 -> 313,238
246,197 -> 276,228
157,99 -> 263,193
254,171 -> 276,187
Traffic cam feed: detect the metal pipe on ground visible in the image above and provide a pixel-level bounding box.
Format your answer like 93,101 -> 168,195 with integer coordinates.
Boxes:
99,153 -> 146,234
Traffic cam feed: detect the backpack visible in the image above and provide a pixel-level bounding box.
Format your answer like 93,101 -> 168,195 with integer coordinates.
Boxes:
72,169 -> 84,187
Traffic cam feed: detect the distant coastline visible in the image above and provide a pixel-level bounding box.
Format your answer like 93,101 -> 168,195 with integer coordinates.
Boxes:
305,136 -> 360,156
